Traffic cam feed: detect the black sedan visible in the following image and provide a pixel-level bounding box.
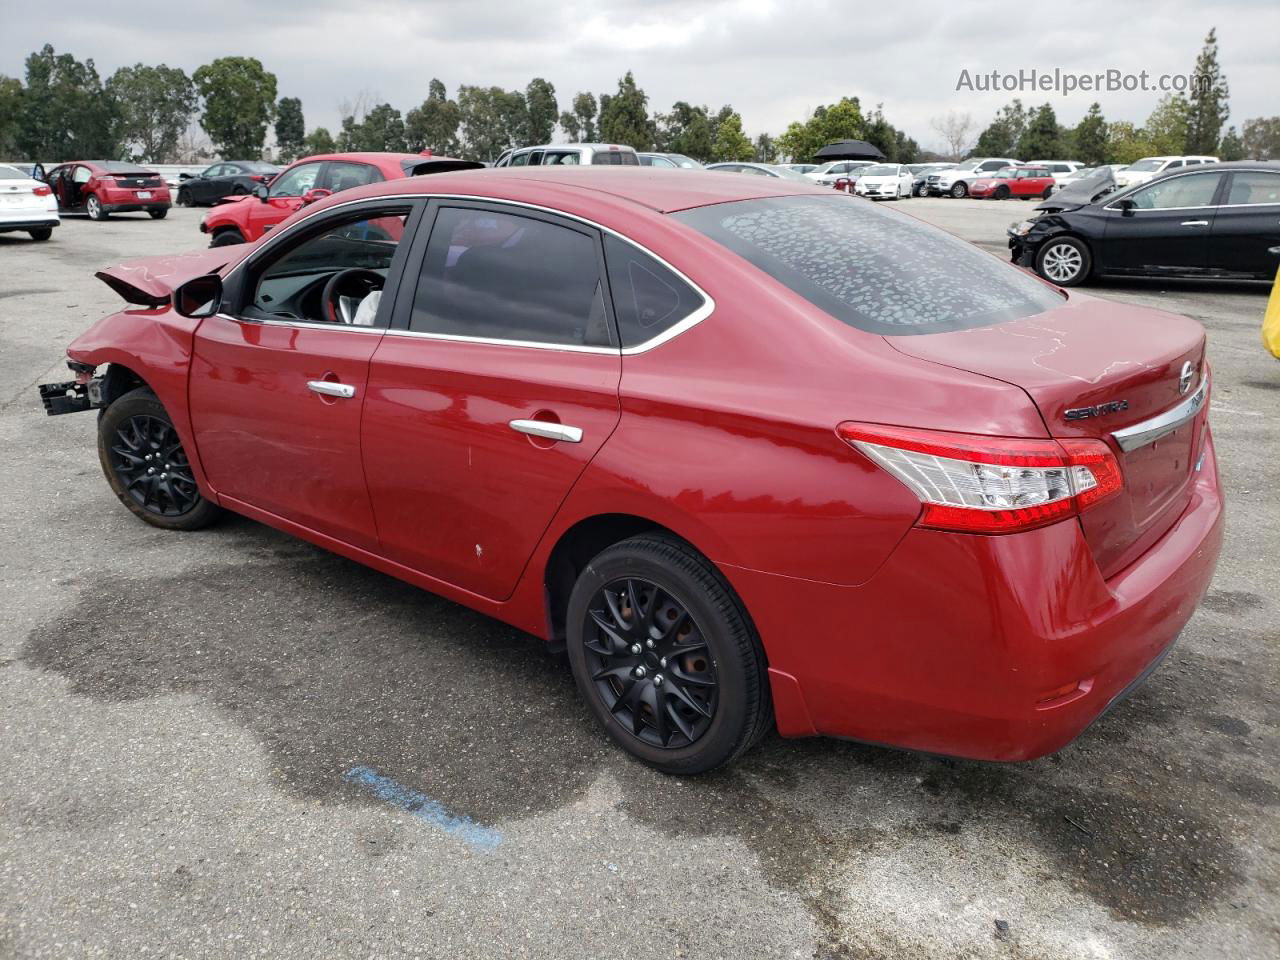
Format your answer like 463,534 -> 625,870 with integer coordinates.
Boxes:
1009,160 -> 1280,286
176,161 -> 280,207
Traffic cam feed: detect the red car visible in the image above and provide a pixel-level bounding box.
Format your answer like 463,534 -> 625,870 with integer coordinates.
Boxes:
39,169 -> 1223,775
44,160 -> 172,220
969,165 -> 1057,200
199,151 -> 482,246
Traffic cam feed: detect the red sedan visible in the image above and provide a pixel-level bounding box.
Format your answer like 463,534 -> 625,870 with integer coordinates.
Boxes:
199,151 -> 482,246
39,169 -> 1223,774
44,160 -> 172,220
969,165 -> 1057,200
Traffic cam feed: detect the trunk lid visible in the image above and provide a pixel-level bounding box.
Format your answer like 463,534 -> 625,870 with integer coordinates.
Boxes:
887,293 -> 1208,577
95,248 -> 235,307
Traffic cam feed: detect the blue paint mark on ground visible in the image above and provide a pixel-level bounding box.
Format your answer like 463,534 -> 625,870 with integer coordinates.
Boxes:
343,766 -> 503,851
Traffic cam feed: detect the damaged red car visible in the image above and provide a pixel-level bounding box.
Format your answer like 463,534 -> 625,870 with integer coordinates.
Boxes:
44,160 -> 172,220
39,169 -> 1223,774
199,151 -> 482,246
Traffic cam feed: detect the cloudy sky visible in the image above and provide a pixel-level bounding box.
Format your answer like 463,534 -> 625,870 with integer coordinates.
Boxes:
3,0 -> 1277,152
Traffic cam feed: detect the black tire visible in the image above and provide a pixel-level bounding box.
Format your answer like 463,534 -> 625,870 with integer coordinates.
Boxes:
993,185 -> 1010,200
148,207 -> 168,220
176,189 -> 192,207
566,535 -> 772,775
85,193 -> 107,220
98,387 -> 221,531
950,181 -> 967,199
915,184 -> 928,197
28,227 -> 52,241
1042,187 -> 1054,199
1034,235 -> 1092,287
232,184 -> 248,195
209,229 -> 245,247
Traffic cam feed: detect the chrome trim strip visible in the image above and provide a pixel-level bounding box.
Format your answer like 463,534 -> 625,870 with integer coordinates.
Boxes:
219,192 -> 716,355
509,419 -> 583,443
307,380 -> 356,399
383,328 -> 616,355
214,313 -> 385,334
1111,371 -> 1208,453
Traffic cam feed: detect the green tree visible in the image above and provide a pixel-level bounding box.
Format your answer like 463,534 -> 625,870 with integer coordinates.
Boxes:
524,77 -> 558,144
863,105 -> 899,161
17,45 -> 119,161
560,92 -> 597,142
1104,121 -> 1158,164
457,85 -> 526,160
302,127 -> 336,156
754,132 -> 777,163
598,72 -> 652,149
1145,94 -> 1189,155
711,111 -> 753,162
1218,126 -> 1245,161
1185,27 -> 1229,154
894,130 -> 919,164
341,103 -> 407,151
274,97 -> 305,162
406,80 -> 461,155
1016,103 -> 1062,158
973,100 -> 1027,157
778,97 -> 865,162
0,75 -> 22,156
1242,117 -> 1280,159
1070,102 -> 1107,165
193,56 -> 277,158
105,63 -> 194,162
655,102 -> 715,161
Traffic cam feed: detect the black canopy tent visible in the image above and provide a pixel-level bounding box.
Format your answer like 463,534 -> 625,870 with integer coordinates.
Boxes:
813,140 -> 886,162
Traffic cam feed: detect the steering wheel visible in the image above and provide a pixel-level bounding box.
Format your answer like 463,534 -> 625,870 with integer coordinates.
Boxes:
321,268 -> 384,325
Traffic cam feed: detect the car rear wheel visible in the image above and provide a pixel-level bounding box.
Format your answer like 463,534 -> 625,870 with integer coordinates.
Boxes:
209,228 -> 245,247
28,227 -> 52,241
950,182 -> 967,198
1035,236 -> 1092,287
85,194 -> 107,220
993,185 -> 1010,200
176,189 -> 192,206
148,208 -> 168,220
565,535 -> 771,775
98,387 -> 221,531
1042,187 -> 1054,199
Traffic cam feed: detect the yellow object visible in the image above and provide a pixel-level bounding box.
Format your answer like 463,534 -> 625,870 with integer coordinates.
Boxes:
1265,262 -> 1280,359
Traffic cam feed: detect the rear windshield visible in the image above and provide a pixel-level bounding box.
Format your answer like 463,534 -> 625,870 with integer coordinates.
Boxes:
590,151 -> 639,166
0,164 -> 26,179
674,195 -> 1064,336
100,161 -> 154,174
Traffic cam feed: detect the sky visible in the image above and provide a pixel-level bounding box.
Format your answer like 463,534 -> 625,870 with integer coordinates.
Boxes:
2,0 -> 1277,154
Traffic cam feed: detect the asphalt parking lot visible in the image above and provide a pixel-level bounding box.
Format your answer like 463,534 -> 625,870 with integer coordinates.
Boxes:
1,199 -> 1277,960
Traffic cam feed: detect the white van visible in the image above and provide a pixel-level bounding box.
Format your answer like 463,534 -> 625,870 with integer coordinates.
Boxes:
495,144 -> 640,167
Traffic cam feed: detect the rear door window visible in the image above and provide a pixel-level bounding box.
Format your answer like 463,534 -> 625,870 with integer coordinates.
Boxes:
602,235 -> 705,348
409,206 -> 614,348
270,162 -> 323,197
676,194 -> 1064,336
323,162 -> 381,193
1226,172 -> 1280,205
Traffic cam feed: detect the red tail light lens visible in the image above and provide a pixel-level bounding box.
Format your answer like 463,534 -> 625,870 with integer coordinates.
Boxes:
33,185 -> 52,196
837,422 -> 1122,534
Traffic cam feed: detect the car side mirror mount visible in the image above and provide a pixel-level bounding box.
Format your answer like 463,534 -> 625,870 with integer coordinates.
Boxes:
179,172 -> 193,181
173,274 -> 223,319
254,184 -> 269,201
301,187 -> 332,206
1115,198 -> 1136,215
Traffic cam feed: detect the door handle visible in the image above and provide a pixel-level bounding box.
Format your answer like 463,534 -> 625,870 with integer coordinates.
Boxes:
1180,220 -> 1209,227
307,380 -> 356,399
509,419 -> 583,443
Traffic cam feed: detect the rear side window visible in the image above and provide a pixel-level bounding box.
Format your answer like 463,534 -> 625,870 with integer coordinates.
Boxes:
410,206 -> 614,347
323,162 -> 381,193
591,151 -> 638,166
1226,172 -> 1280,205
603,235 -> 705,348
675,195 -> 1063,336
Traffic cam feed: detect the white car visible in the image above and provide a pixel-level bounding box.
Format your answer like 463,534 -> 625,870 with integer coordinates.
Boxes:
1114,156 -> 1219,189
805,160 -> 876,186
927,158 -> 1021,198
495,143 -> 640,167
0,163 -> 58,241
1026,160 -> 1085,184
852,163 -> 915,200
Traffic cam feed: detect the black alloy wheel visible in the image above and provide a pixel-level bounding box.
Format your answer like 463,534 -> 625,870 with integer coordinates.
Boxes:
98,387 -> 221,530
583,577 -> 719,749
566,535 -> 771,774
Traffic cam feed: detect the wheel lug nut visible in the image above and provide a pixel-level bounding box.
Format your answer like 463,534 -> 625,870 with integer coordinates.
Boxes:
645,639 -> 655,649
147,467 -> 155,474
629,644 -> 641,655
659,657 -> 668,668
653,674 -> 664,686
633,666 -> 647,679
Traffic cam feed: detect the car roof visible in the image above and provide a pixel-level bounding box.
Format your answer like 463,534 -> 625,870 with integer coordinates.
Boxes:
313,166 -> 828,214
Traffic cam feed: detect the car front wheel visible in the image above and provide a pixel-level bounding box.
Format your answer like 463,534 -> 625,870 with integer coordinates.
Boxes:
566,535 -> 771,775
98,387 -> 221,531
209,228 -> 245,247
1035,236 -> 1092,287
950,182 -> 967,198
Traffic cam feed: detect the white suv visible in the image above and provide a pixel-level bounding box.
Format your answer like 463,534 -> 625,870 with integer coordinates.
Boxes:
495,143 -> 640,167
928,158 -> 1020,198
805,160 -> 876,186
1114,156 -> 1219,189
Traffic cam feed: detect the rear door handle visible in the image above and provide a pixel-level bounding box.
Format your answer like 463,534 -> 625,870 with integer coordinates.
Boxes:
509,419 -> 583,443
307,380 -> 356,399
1180,220 -> 1209,227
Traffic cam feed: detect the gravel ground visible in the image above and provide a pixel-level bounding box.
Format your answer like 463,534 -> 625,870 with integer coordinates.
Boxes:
1,199 -> 1276,960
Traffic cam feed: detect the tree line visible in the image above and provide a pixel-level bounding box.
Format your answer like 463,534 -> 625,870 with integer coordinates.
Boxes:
931,29 -> 1278,164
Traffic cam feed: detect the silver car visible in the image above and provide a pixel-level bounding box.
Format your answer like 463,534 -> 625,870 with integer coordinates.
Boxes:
495,143 -> 640,167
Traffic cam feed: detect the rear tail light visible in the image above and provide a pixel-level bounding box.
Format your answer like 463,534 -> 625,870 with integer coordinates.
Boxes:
33,185 -> 51,196
250,174 -> 269,182
837,422 -> 1122,534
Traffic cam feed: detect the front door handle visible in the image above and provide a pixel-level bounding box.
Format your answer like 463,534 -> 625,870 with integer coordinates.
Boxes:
307,380 -> 356,399
1180,220 -> 1209,227
509,419 -> 583,443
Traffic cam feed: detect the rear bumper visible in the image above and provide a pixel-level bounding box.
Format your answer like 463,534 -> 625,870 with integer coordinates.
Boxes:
103,201 -> 171,213
730,429 -> 1225,761
0,217 -> 58,231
